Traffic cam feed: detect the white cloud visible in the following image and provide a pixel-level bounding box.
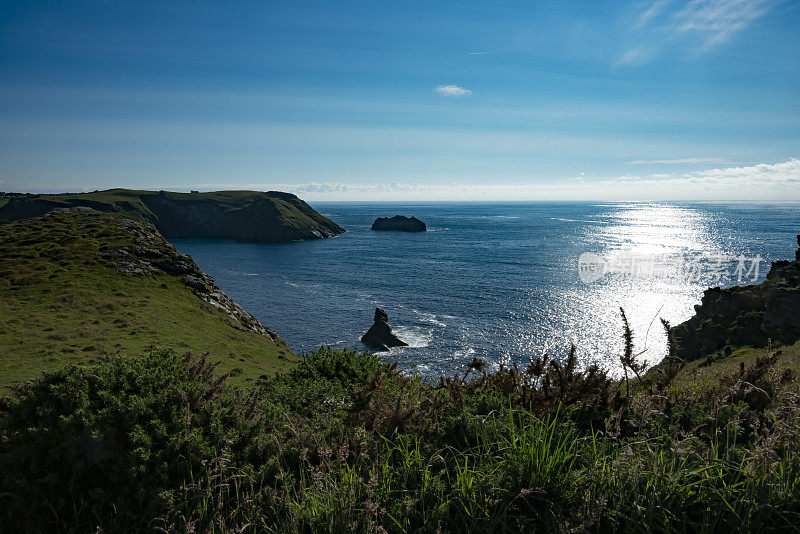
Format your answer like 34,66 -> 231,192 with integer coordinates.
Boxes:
635,0 -> 673,27
673,0 -> 771,48
292,182 -> 351,194
619,0 -> 774,65
292,182 -> 425,196
617,46 -> 656,66
434,84 -> 472,97
629,157 -> 735,164
601,158 -> 800,198
689,158 -> 800,183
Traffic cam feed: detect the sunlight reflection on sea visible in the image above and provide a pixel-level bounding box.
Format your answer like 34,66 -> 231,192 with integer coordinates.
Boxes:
174,201 -> 800,377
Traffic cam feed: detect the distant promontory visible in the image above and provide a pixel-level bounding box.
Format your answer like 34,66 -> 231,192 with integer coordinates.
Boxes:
371,215 -> 426,232
0,189 -> 345,242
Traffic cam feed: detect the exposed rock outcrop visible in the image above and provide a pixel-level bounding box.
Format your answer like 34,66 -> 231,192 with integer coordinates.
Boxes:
371,215 -> 427,232
361,307 -> 408,351
672,235 -> 800,360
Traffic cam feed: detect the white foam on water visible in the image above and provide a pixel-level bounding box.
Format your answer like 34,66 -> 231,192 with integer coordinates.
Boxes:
551,217 -> 604,224
418,312 -> 447,327
454,347 -> 476,358
392,326 -> 433,348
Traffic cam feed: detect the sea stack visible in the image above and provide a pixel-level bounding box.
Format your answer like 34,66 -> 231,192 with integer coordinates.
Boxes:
371,215 -> 426,232
361,307 -> 408,351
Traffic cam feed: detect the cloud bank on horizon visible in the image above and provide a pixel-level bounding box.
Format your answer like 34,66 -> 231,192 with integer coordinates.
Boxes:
281,158 -> 800,201
170,158 -> 800,201
3,158 -> 799,202
0,0 -> 797,200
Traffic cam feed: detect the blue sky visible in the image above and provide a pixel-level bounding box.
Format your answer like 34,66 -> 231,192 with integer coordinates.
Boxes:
1,0 -> 799,200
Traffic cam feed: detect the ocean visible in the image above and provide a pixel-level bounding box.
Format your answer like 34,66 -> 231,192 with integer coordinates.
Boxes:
173,202 -> 800,376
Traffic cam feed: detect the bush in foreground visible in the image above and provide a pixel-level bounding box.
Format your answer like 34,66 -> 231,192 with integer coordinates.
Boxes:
1,346 -> 800,532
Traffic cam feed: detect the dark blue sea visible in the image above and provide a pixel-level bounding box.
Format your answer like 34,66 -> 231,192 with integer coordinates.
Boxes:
173,202 -> 800,376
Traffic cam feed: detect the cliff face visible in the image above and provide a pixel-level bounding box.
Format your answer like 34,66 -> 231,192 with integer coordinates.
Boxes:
672,236 -> 800,360
0,189 -> 345,242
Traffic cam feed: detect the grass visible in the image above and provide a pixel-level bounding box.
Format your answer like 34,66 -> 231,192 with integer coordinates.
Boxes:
0,209 -> 297,388
667,341 -> 800,397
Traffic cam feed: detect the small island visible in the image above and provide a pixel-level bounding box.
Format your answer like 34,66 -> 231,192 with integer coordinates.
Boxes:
371,215 -> 427,232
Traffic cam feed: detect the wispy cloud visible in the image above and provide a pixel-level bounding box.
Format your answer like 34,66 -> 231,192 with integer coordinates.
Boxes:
618,46 -> 656,66
467,52 -> 494,55
629,157 -> 735,164
620,0 -> 774,65
434,84 -> 472,97
635,0 -> 673,28
292,182 -> 421,195
673,0 -> 771,48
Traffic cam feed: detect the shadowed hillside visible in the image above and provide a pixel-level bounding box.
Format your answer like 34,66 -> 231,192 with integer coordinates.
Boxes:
0,189 -> 345,242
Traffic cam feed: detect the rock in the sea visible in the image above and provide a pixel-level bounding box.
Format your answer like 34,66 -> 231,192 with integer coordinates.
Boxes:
796,235 -> 800,261
371,215 -> 426,232
361,307 -> 408,351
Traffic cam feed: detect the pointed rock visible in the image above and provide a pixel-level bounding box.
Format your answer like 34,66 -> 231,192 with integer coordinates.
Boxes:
361,307 -> 408,351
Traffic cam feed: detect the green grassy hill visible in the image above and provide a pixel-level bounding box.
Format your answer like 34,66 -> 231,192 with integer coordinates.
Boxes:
0,189 -> 345,242
0,208 -> 297,388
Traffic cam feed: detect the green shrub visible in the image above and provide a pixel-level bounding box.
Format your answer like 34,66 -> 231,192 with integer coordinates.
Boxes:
3,344 -> 800,532
0,350 -> 258,531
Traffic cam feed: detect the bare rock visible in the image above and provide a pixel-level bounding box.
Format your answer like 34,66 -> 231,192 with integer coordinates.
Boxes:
361,307 -> 407,351
672,234 -> 800,360
371,215 -> 426,232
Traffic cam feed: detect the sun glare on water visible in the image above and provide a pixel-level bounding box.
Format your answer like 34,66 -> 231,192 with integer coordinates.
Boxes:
542,203 -> 728,374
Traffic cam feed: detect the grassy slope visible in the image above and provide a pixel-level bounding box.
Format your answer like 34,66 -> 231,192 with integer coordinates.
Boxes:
668,340 -> 800,397
0,189 -> 343,235
0,210 -> 297,389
